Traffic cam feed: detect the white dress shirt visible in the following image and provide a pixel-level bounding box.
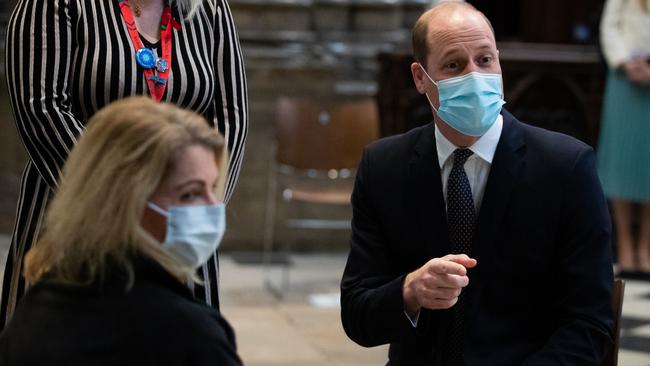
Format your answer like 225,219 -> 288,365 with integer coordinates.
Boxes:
405,114 -> 503,327
435,114 -> 503,213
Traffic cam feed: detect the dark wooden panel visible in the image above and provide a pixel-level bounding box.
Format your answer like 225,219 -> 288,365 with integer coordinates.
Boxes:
376,42 -> 606,147
468,0 -> 605,44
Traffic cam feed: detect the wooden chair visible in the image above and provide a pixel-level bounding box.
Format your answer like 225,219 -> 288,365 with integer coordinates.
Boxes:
601,278 -> 625,366
263,96 -> 379,297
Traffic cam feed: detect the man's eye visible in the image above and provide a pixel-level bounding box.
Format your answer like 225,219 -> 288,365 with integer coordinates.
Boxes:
445,62 -> 459,70
478,56 -> 493,65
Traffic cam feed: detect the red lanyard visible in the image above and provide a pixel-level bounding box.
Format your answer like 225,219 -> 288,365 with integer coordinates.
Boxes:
118,1 -> 174,102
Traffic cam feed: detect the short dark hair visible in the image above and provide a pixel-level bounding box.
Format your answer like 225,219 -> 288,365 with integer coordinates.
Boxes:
411,2 -> 495,64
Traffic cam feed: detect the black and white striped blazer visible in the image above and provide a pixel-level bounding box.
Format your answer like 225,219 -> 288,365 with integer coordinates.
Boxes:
7,0 -> 247,197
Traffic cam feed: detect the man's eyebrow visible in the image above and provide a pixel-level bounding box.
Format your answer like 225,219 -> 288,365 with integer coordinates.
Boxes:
474,44 -> 493,50
439,47 -> 463,60
438,44 -> 494,60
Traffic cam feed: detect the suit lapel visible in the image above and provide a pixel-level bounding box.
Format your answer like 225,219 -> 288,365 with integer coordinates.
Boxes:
406,123 -> 453,356
465,110 -> 526,326
406,123 -> 451,260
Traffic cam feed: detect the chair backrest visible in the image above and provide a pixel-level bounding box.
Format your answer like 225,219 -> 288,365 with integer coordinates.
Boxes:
601,278 -> 625,366
275,97 -> 379,171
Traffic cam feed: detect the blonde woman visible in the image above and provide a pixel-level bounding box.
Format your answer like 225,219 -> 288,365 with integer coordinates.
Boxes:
597,0 -> 650,278
2,0 -> 248,327
0,97 -> 242,365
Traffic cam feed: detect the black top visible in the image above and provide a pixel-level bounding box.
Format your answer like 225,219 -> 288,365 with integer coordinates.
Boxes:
0,257 -> 243,366
140,35 -> 161,51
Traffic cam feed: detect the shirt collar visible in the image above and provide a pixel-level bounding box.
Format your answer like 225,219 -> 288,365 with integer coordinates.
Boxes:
434,114 -> 503,168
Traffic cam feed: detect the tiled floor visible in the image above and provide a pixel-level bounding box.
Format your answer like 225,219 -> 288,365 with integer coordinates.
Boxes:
1,236 -> 649,365
219,253 -> 389,366
620,279 -> 650,365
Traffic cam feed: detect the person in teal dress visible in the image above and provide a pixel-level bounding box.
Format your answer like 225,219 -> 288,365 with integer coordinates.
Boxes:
597,0 -> 650,276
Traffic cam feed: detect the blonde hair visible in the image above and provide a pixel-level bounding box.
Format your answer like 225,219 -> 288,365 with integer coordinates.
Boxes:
23,97 -> 228,286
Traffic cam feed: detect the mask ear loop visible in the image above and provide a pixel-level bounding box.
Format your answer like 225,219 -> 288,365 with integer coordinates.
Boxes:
147,202 -> 169,217
500,78 -> 505,101
419,63 -> 441,115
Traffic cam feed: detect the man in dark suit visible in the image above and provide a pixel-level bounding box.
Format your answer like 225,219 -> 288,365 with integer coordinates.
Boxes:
340,2 -> 614,365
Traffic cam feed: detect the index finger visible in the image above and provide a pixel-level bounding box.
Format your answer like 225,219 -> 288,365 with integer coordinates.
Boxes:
426,258 -> 467,276
443,254 -> 478,269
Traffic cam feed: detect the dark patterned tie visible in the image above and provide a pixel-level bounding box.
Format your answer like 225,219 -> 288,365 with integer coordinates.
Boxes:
446,148 -> 475,366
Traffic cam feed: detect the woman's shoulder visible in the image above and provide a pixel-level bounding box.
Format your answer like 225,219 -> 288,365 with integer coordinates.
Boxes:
2,280 -> 241,365
127,259 -> 228,331
128,278 -> 241,363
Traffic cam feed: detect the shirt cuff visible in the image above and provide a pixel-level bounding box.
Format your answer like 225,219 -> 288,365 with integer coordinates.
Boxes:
404,309 -> 420,328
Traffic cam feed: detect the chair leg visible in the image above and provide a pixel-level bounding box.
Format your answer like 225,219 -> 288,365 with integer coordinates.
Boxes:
262,142 -> 286,299
279,189 -> 297,295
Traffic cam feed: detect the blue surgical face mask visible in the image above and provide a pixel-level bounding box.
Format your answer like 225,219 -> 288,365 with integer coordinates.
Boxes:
420,64 -> 506,137
147,202 -> 226,269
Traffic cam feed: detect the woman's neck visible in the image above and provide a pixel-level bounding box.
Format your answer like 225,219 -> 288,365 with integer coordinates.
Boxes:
133,0 -> 165,9
131,0 -> 165,43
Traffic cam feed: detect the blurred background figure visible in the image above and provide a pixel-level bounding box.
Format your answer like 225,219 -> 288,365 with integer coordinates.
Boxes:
0,0 -> 248,328
0,97 -> 242,366
597,0 -> 650,278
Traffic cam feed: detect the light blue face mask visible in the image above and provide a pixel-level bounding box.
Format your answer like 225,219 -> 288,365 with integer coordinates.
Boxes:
420,64 -> 506,137
147,202 -> 226,269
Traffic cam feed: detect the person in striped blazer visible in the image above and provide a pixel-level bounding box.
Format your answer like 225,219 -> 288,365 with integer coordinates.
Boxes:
1,0 -> 248,328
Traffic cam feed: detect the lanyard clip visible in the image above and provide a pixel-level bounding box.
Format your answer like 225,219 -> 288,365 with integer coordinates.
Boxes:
148,75 -> 168,85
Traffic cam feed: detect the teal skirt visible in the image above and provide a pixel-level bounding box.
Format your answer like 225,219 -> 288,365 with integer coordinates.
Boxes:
597,69 -> 650,203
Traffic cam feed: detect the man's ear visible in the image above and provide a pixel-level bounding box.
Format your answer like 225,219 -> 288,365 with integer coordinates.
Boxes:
411,62 -> 427,94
